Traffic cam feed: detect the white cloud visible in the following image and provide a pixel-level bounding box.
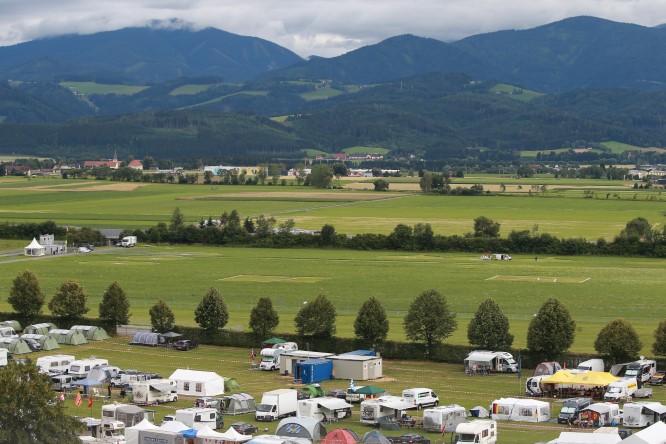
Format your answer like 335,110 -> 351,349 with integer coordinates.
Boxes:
0,0 -> 665,57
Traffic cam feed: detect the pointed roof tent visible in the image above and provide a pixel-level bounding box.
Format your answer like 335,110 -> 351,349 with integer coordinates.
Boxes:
362,430 -> 391,444
24,238 -> 45,256
70,325 -> 110,341
262,337 -> 285,347
21,333 -> 60,350
24,323 -> 57,335
0,337 -> 32,354
224,377 -> 240,393
276,416 -> 327,441
125,418 -> 160,444
322,429 -> 359,444
534,361 -> 562,377
48,328 -> 88,346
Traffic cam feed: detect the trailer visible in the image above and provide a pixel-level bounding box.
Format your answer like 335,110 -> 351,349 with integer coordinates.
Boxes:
422,404 -> 467,432
36,354 -> 75,375
360,396 -> 413,425
298,397 -> 353,421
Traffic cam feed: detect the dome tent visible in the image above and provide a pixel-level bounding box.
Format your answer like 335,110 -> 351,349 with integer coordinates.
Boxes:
321,428 -> 358,444
21,333 -> 60,350
0,337 -> 32,354
0,320 -> 21,332
276,417 -> 327,441
24,323 -> 57,335
48,328 -> 88,346
71,325 -> 110,341
222,393 -> 256,415
129,332 -> 165,346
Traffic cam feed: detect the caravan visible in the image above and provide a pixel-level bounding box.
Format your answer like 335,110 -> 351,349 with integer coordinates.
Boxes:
422,405 -> 467,432
451,420 -> 497,444
36,354 -> 75,375
68,358 -> 109,379
464,351 -> 518,373
621,402 -> 666,428
580,403 -> 621,427
131,379 -> 178,405
360,396 -> 413,425
174,407 -> 222,430
298,397 -> 353,421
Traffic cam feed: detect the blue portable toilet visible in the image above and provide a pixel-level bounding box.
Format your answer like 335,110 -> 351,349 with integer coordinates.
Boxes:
295,359 -> 333,383
340,350 -> 376,357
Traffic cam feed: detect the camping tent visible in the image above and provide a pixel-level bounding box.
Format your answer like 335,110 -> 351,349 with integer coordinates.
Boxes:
125,418 -> 160,444
49,329 -> 88,345
1,320 -> 21,331
321,429 -> 357,444
542,370 -> 577,385
362,431 -> 391,444
534,361 -> 563,377
490,398 -> 550,422
569,372 -> 618,386
622,421 -> 666,444
24,323 -> 57,335
21,333 -> 60,350
276,417 -> 327,441
0,327 -> 18,338
222,393 -> 256,415
301,384 -> 326,398
0,337 -> 32,354
24,238 -> 45,256
262,338 -> 286,347
547,431 -> 622,444
354,385 -> 385,396
469,406 -> 490,418
129,332 -> 165,346
169,369 -> 225,397
224,377 -> 240,393
159,420 -> 189,432
70,325 -> 110,341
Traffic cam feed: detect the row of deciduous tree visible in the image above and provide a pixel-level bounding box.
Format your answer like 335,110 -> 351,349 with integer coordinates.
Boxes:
8,270 -> 666,363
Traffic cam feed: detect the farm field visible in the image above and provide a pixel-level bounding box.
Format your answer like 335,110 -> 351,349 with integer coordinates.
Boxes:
37,337 -> 666,444
1,245 -> 664,355
1,177 -> 665,239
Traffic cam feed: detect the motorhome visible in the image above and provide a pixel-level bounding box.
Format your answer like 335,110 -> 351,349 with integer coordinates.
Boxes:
297,397 -> 353,421
101,403 -> 155,427
174,407 -> 222,430
68,358 -> 109,379
79,417 -> 126,444
52,374 -> 75,391
131,379 -> 178,405
401,388 -> 439,409
557,398 -> 593,424
422,404 -> 467,432
572,359 -> 605,373
580,403 -> 621,427
360,396 -> 413,425
259,348 -> 286,371
451,420 -> 497,444
625,358 -> 657,386
464,351 -> 518,373
621,402 -> 666,428
604,378 -> 638,401
36,355 -> 76,376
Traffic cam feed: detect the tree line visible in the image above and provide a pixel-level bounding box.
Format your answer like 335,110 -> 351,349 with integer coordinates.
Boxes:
8,270 -> 666,365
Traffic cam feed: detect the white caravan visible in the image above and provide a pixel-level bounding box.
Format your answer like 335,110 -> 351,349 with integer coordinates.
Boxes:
174,407 -> 221,430
401,388 -> 439,409
360,396 -> 413,425
422,404 -> 467,432
36,354 -> 76,375
68,358 -> 109,379
298,397 -> 353,421
131,379 -> 178,405
452,420 -> 498,444
622,402 -> 666,428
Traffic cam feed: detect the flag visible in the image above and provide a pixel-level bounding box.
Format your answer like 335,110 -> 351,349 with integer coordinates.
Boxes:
517,349 -> 522,379
75,392 -> 82,407
88,394 -> 93,408
349,379 -> 355,391
250,349 -> 255,361
60,392 -> 65,402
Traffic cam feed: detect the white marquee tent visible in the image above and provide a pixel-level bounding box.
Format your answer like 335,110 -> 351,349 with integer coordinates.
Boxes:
169,369 -> 225,397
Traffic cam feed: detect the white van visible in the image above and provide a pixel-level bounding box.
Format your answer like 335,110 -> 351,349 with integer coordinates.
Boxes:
604,378 -> 638,401
37,355 -> 76,375
52,374 -> 75,391
402,388 -> 439,409
68,358 -> 109,379
573,359 -> 604,373
453,420 -> 497,444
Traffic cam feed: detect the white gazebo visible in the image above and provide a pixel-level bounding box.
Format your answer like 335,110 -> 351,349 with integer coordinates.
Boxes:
24,238 -> 45,256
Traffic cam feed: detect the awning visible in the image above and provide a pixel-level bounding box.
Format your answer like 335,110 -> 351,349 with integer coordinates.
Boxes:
583,404 -> 613,414
150,383 -> 174,392
645,404 -> 666,415
542,370 -> 576,384
569,371 -> 618,386
377,400 -> 413,410
316,398 -> 353,410
355,385 -> 384,395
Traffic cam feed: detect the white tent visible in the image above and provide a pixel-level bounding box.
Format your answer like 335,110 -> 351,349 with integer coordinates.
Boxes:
200,426 -> 254,443
159,420 -> 189,432
491,398 -> 550,422
125,418 -> 160,444
547,432 -> 621,444
622,421 -> 666,444
24,238 -> 45,256
196,425 -> 225,438
169,369 -> 225,397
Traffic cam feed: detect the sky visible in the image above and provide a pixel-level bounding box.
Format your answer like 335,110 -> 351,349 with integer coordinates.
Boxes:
0,0 -> 665,58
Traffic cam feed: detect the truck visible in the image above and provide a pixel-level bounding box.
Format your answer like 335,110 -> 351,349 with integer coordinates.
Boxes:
604,378 -> 638,401
422,405 -> 467,432
621,402 -> 666,428
120,236 -> 137,247
259,347 -> 286,371
131,379 -> 178,405
450,420 -> 497,444
68,358 -> 109,379
255,389 -> 298,422
464,351 -> 518,374
138,430 -> 185,444
174,407 -> 222,430
36,354 -> 76,376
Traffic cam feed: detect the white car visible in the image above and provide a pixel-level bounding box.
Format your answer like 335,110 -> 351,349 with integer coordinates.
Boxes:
77,247 -> 91,253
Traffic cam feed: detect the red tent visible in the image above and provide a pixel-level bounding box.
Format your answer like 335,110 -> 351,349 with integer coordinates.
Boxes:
321,428 -> 358,444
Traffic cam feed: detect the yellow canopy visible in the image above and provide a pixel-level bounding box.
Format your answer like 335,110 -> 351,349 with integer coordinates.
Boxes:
569,371 -> 618,386
542,370 -> 576,384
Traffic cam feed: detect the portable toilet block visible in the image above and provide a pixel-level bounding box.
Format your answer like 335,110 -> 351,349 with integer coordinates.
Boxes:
295,359 -> 333,384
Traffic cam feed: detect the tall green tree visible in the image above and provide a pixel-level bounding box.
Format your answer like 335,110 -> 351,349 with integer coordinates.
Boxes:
194,287 -> 229,334
8,270 -> 45,321
404,289 -> 457,357
149,299 -> 175,333
319,224 -> 337,247
473,216 -> 501,238
0,361 -> 83,443
48,280 -> 90,319
653,320 -> 666,357
594,318 -> 642,364
467,298 -> 514,350
249,297 -> 280,339
294,294 -> 337,338
99,281 -> 131,326
354,296 -> 389,346
309,164 -> 334,189
170,207 -> 185,230
527,298 -> 576,360
413,223 -> 434,250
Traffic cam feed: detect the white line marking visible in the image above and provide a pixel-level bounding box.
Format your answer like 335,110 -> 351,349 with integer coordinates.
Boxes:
579,278 -> 590,283
486,275 -> 499,280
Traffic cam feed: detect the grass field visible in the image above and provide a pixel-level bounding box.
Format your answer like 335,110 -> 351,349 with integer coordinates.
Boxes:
169,84 -> 214,95
1,246 -> 664,355
37,337 -> 666,444
59,81 -> 148,96
489,84 -> 545,102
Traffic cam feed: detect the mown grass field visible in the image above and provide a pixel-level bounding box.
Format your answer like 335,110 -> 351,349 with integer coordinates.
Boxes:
38,337 -> 666,444
1,246 -> 664,355
59,81 -> 148,95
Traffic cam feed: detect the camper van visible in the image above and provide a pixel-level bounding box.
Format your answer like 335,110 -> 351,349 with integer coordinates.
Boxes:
625,358 -> 657,386
557,398 -> 593,424
79,417 -> 126,443
298,397 -> 353,421
464,351 -> 518,373
259,348 -> 286,371
68,358 -> 109,379
422,405 -> 467,432
360,396 -> 413,425
131,379 -> 178,405
451,420 -> 497,444
402,388 -> 439,409
52,374 -> 75,391
37,355 -> 76,376
175,407 -> 222,430
622,402 -> 666,428
110,370 -> 160,388
604,378 -> 638,401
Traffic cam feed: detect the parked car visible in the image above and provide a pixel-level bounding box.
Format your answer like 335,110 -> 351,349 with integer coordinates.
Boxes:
327,389 -> 347,399
387,434 -> 431,444
231,422 -> 259,435
23,338 -> 43,351
649,371 -> 666,385
173,340 -> 198,351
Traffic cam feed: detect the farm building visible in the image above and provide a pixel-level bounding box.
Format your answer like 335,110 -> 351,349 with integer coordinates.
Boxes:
491,398 -> 550,422
169,369 -> 225,397
279,351 -> 335,376
294,359 -> 333,384
21,333 -> 60,350
129,332 -> 166,346
0,337 -> 32,354
221,393 -> 256,415
276,417 -> 327,441
328,354 -> 383,380
70,325 -> 110,340
24,322 -> 57,335
49,328 -> 88,346
0,320 -> 21,331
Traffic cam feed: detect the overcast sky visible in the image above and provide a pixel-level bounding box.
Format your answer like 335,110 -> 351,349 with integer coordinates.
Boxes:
1,0 -> 665,58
